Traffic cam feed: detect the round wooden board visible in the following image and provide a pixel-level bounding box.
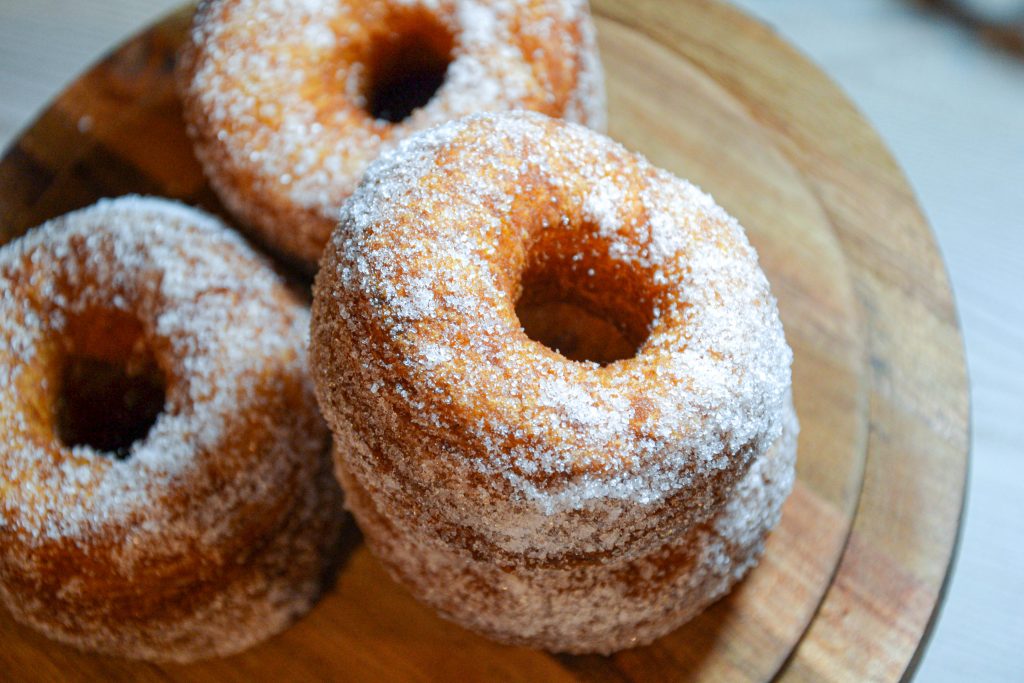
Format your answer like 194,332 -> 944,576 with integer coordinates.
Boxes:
0,2 -> 967,681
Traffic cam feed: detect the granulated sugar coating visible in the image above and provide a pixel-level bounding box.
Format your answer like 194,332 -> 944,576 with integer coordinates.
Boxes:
311,111 -> 797,652
178,0 -> 605,270
0,196 -> 342,662
341,400 -> 796,653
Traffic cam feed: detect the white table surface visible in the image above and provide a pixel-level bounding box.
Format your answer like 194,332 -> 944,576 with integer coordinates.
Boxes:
1,1 -> 1021,680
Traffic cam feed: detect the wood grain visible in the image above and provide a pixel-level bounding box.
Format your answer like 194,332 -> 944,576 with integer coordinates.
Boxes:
0,1 -> 966,680
592,2 -> 970,680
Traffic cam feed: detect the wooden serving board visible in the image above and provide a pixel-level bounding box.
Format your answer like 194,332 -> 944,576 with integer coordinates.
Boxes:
0,1 -> 968,681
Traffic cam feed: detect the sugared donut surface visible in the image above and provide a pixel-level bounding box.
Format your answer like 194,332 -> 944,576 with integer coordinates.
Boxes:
340,399 -> 796,653
178,0 -> 606,270
0,196 -> 342,662
311,111 -> 796,651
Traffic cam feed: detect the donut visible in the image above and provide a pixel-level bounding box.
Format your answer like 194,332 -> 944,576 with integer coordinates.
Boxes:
177,0 -> 606,271
310,111 -> 796,651
0,196 -> 342,662
338,401 -> 796,652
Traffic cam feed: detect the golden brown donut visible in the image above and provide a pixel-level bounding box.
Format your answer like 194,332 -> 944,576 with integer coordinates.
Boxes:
311,112 -> 797,652
339,401 -> 796,653
0,196 -> 342,662
178,0 -> 606,271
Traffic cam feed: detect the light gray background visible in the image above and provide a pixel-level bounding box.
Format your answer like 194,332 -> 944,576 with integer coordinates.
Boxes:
1,1 -> 1021,679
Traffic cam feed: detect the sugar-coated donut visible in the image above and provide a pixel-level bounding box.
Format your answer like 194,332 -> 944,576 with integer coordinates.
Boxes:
338,401 -> 795,653
0,196 -> 342,662
311,112 -> 796,651
178,0 -> 606,271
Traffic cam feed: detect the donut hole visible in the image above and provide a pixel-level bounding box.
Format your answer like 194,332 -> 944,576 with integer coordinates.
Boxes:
515,231 -> 657,365
360,12 -> 454,123
54,310 -> 166,459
